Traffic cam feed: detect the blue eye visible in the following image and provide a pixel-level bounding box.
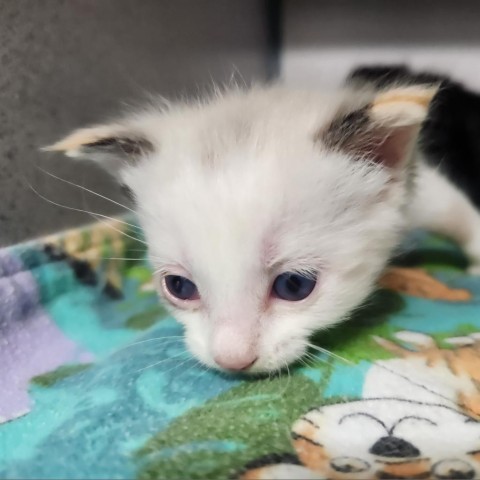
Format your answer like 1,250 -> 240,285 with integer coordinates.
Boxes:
272,272 -> 317,301
164,275 -> 199,301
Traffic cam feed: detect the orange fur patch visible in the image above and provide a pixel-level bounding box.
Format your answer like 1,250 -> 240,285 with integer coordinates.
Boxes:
44,125 -> 122,154
373,90 -> 437,109
293,437 -> 328,473
378,267 -> 472,301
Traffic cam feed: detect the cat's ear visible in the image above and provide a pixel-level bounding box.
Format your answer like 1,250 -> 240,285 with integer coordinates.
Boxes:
319,85 -> 439,169
43,123 -> 155,173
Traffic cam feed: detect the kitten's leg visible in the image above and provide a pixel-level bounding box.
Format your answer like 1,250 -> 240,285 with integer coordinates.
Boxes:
408,164 -> 480,274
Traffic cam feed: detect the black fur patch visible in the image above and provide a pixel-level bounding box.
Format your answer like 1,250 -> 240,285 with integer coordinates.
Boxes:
85,136 -> 153,157
120,184 -> 135,202
348,64 -> 446,89
322,106 -> 371,151
349,64 -> 480,209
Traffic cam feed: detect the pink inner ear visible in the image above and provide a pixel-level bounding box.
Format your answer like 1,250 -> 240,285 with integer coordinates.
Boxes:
369,125 -> 418,169
320,107 -> 420,171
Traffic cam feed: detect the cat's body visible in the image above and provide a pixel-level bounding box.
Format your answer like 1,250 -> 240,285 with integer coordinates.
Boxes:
49,67 -> 480,373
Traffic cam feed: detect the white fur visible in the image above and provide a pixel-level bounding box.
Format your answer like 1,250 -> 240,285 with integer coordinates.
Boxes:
51,84 -> 480,373
409,161 -> 480,273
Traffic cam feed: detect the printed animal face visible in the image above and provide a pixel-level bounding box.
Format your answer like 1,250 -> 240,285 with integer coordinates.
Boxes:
49,85 -> 436,372
241,399 -> 480,480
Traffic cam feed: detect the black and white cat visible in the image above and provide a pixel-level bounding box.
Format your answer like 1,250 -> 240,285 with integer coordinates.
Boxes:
47,66 -> 480,374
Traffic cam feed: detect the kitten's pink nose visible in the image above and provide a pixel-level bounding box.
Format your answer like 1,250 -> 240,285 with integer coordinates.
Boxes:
212,324 -> 258,371
213,354 -> 258,371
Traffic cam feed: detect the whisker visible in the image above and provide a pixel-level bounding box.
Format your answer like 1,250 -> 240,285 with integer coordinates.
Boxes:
113,248 -> 164,262
299,358 -> 312,369
306,351 -> 330,368
36,165 -> 138,216
26,181 -> 150,261
76,176 -> 154,258
159,355 -> 196,376
304,351 -> 320,361
307,343 -> 352,365
300,353 -> 316,367
303,349 -> 331,365
186,361 -> 211,385
128,250 -> 164,261
87,338 -> 186,386
27,169 -> 155,253
309,333 -> 471,413
278,361 -> 291,397
89,212 -> 149,246
39,166 -> 166,243
26,180 -> 142,233
135,350 -> 190,374
115,336 -> 184,352
182,359 -> 201,380
28,178 -> 169,270
100,257 -> 150,261
276,365 -> 283,386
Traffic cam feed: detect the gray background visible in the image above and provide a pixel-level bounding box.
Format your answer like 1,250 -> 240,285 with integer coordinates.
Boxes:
0,0 -> 269,245
282,0 -> 480,89
4,0 -> 480,245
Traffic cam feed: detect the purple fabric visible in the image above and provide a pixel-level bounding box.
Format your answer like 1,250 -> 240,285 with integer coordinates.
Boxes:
0,251 -> 92,423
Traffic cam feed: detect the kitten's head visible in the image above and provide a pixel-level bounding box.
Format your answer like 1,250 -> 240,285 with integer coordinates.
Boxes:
48,84 -> 436,373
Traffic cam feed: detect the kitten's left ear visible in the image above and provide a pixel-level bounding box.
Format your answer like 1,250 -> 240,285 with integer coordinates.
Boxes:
320,85 -> 439,169
43,123 -> 155,174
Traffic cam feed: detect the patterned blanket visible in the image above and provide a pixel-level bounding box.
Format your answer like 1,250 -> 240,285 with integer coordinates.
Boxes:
2,217 -> 480,480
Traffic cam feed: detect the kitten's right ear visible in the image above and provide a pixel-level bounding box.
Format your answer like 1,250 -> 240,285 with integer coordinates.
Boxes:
43,123 -> 155,172
319,84 -> 439,170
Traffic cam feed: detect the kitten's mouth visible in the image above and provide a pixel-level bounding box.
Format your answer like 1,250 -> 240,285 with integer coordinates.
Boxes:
221,352 -> 305,376
213,358 -> 279,376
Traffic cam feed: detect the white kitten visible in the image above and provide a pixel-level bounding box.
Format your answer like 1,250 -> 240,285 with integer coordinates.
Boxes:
47,83 -> 480,373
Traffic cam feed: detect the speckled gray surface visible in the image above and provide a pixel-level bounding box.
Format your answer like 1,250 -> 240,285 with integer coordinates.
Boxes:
0,0 -> 268,245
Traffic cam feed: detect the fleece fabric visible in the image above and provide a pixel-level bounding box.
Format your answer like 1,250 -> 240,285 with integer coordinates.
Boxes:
1,217 -> 480,480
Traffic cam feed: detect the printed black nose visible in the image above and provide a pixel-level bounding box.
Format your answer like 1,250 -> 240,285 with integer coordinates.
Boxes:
369,436 -> 420,458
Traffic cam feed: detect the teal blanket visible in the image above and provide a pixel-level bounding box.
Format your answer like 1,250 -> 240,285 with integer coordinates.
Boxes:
2,217 -> 480,480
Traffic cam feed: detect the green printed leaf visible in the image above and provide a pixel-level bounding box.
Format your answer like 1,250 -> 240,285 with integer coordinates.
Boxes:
126,306 -> 169,330
136,375 -> 323,480
31,364 -> 92,387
